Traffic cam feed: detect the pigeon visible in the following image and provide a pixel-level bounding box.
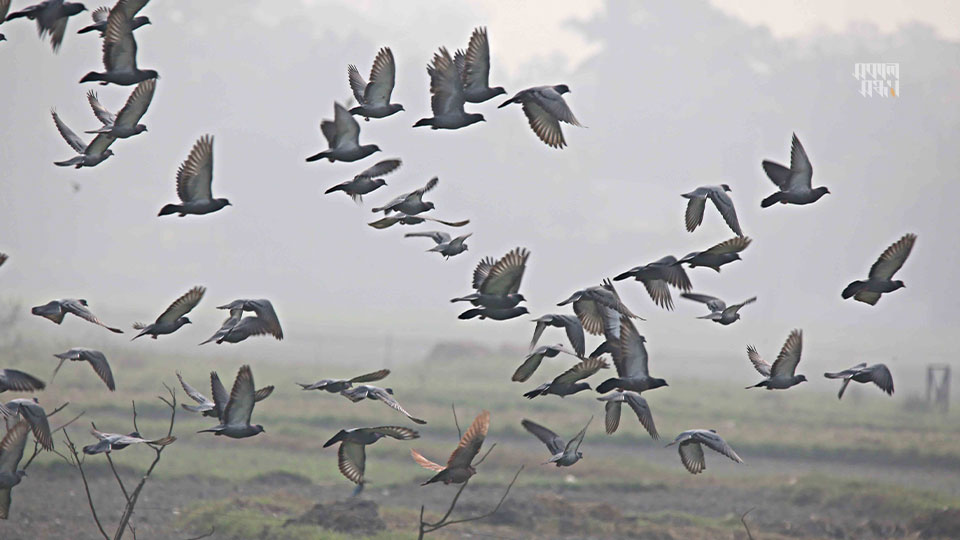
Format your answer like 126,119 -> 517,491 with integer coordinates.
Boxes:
31,298 -> 123,333
405,231 -> 472,259
614,256 -> 692,310
529,314 -> 585,357
451,247 -> 529,309
558,279 -> 642,337
199,299 -> 283,344
325,159 -> 401,203
824,363 -> 894,400
177,371 -> 274,419
413,47 -> 485,130
0,0 -> 11,42
842,233 -> 916,306
371,177 -> 438,215
0,370 -> 45,394
52,348 -> 115,391
323,426 -> 419,488
682,185 -> 743,237
678,236 -> 752,272
746,329 -> 807,390
0,420 -> 31,519
596,318 -> 668,394
348,47 -> 404,120
522,416 -> 592,467
512,344 -> 581,383
667,429 -> 743,474
82,429 -> 175,455
50,109 -> 115,168
305,102 -> 381,163
297,369 -> 390,393
597,390 -> 658,440
340,385 -> 426,425
498,85 -> 581,149
681,293 -> 756,325
198,365 -> 265,439
368,214 -> 469,229
83,78 -> 154,139
158,135 -> 232,216
79,0 -> 157,85
411,410 -> 489,485
131,286 -> 204,340
761,134 -> 829,207
453,27 -> 506,103
458,306 -> 529,321
523,357 -> 608,399
76,4 -> 149,34
0,399 -> 53,450
5,0 -> 87,51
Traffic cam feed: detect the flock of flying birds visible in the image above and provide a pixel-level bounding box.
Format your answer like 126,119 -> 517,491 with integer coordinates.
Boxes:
0,0 -> 918,523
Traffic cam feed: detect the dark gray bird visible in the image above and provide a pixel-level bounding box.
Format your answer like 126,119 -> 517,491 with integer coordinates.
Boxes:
523,357 -> 608,399
558,279 -> 642,338
177,371 -> 273,419
82,428 -> 174,455
451,247 -> 529,309
198,365 -> 265,439
368,213 -> 469,229
6,0 -> 87,51
529,314 -> 585,357
297,369 -> 390,393
411,410 -> 488,485
597,390 -> 658,440
52,348 -> 115,391
31,298 -> 123,333
405,231 -> 472,259
325,159 -> 401,203
132,286 -> 205,340
681,293 -> 756,325
0,420 -> 31,520
614,256 -> 692,310
453,27 -> 506,103
824,363 -> 894,400
0,370 -> 45,394
678,236 -> 752,272
323,425 -> 419,489
595,318 -> 668,394
746,329 -> 807,390
522,416 -> 592,467
413,47 -> 485,130
76,4 -> 149,35
499,85 -> 581,149
682,184 -> 743,237
512,344 -> 580,383
83,78 -> 154,139
50,109 -> 115,168
200,299 -> 283,344
458,306 -> 529,321
348,47 -> 404,120
667,429 -> 743,474
372,176 -> 438,215
842,233 -> 916,306
761,133 -> 829,207
340,385 -> 426,425
79,0 -> 157,85
306,102 -> 381,163
0,399 -> 53,450
158,135 -> 232,217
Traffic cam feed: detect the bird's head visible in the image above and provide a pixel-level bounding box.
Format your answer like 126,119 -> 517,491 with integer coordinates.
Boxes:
374,179 -> 388,188
467,113 -> 486,125
215,198 -> 232,209
143,70 -> 160,80
554,84 -> 572,94
104,149 -> 115,157
892,280 -> 906,291
179,317 -> 192,325
140,16 -> 152,26
254,425 -> 265,434
576,451 -> 583,460
384,388 -> 394,395
721,183 -> 732,192
369,145 -> 382,154
651,378 -> 669,390
513,294 -> 526,303
796,375 -> 808,383
516,307 -> 530,316
732,253 -> 742,261
392,104 -> 406,113
68,4 -> 88,15
424,202 -> 436,211
134,124 -> 148,134
491,86 -> 507,97
0,35 -> 6,42
815,186 -> 831,199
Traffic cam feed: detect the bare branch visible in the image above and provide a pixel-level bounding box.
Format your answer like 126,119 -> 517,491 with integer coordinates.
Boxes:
64,429 -> 110,540
741,507 -> 755,540
419,466 -> 524,538
183,527 -> 215,540
473,442 -> 496,467
106,453 -> 131,503
451,403 -> 461,439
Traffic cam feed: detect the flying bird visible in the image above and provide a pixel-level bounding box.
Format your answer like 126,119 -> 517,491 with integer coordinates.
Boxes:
6,0 -> 87,52
678,236 -> 751,272
746,329 -> 807,390
368,213 -> 469,229
680,293 -> 756,325
597,390 -> 658,440
0,399 -> 53,451
340,385 -> 426,425
50,109 -> 115,168
31,298 -> 123,333
522,417 -> 592,467
297,369 -> 390,393
453,27 -> 506,103
523,357 -> 608,399
82,429 -> 174,455
348,47 -> 404,120
529,314 -> 585,357
824,363 -> 894,400
372,176 -> 438,215
158,135 -> 232,216
177,371 -> 273,419
83,78 -> 154,139
325,158 -> 401,203
77,4 -> 149,35
0,421 -> 31,519
413,47 -> 485,130
595,318 -> 668,394
0,370 -> 45,394
842,233 -> 916,306
512,344 -> 581,383
323,426 -> 419,490
761,133 -> 829,207
200,299 -> 283,344
499,85 -> 581,149
198,365 -> 266,439
305,102 -> 381,163
558,279 -> 641,337
52,348 -> 115,391
451,247 -> 529,309
667,429 -> 743,474
410,410 -> 489,485
80,0 -> 157,85
682,184 -> 743,237
405,231 -> 472,259
614,256 -> 692,310
131,286 -> 205,340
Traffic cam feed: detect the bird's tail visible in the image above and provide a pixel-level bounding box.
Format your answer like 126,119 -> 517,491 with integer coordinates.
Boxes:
449,296 -> 473,303
77,24 -> 99,34
595,378 -> 623,395
157,204 -> 181,217
589,341 -> 613,358
760,192 -> 785,208
823,371 -> 848,379
305,150 -> 330,162
745,381 -> 766,390
324,184 -> 345,195
412,118 -> 434,128
323,430 -> 347,448
54,157 -> 82,167
197,426 -> 224,434
497,97 -> 518,108
458,309 -> 484,320
841,281 -> 866,299
522,388 -> 543,399
79,71 -> 105,83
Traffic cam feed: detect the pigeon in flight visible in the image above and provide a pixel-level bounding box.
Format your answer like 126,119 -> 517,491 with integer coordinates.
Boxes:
681,293 -> 756,325
453,27 -> 506,103
297,369 -> 390,393
177,371 -> 273,419
324,426 -> 419,490
83,78 -> 154,139
523,357 -> 608,399
522,417 -> 592,467
0,399 -> 53,451
842,233 -> 916,306
368,213 -> 469,229
411,410 -> 488,485
678,236 -> 752,272
529,315 -> 585,357
6,0 -> 87,52
77,3 -> 149,35
761,133 -> 829,207
824,363 -> 894,400
405,231 -> 472,259
82,429 -> 175,455
746,329 -> 807,390
198,365 -> 266,439
199,299 -> 283,344
596,318 -> 668,394
667,429 -> 743,474
499,85 -> 581,149
413,47 -> 485,130
325,159 -> 401,203
372,177 -> 438,215
597,390 -> 658,440
614,256 -> 692,310
348,47 -> 404,120
158,135 -> 232,216
512,344 -> 581,383
682,185 -> 743,237
306,102 -> 381,163
80,0 -> 157,85
0,370 -> 45,394
559,279 -> 641,341
50,109 -> 115,168
32,298 -> 123,333
0,420 -> 31,519
132,286 -> 205,340
451,247 -> 529,310
52,348 -> 115,390
340,385 -> 426,425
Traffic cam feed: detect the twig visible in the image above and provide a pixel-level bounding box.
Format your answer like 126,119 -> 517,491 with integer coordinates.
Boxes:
21,403 -> 82,471
451,403 -> 461,439
741,507 -> 755,540
183,527 -> 215,540
106,453 -> 131,503
473,443 -> 496,467
64,429 -> 110,540
419,466 -> 524,538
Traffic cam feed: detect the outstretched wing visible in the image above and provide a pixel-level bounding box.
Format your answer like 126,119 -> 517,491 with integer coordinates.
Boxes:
521,419 -> 564,455
769,329 -> 803,378
553,357 -> 608,386
176,135 -> 215,203
86,90 -> 116,125
447,410 -> 489,468
746,345 -> 770,377
479,247 -> 529,296
868,233 -> 916,281
364,47 -> 396,106
51,110 -> 87,153
114,78 -> 156,127
156,286 -> 205,324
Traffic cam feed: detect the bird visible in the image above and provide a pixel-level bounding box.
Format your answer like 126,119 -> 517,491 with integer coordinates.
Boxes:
368,214 -> 469,229
198,365 -> 266,439
297,369 -> 390,393
79,0 -> 157,85
325,159 -> 401,203
558,279 -> 642,338
0,0 -> 11,42
372,177 -> 438,215
451,247 -> 529,309
453,27 -> 506,103
680,293 -> 756,325
595,318 -> 668,394
31,298 -> 123,333
323,426 -> 419,489
348,47 -> 404,120
678,236 -> 752,272
523,357 -> 608,399
824,363 -> 894,400
131,286 -> 205,340
761,133 -> 829,207
52,348 -> 115,391
614,256 -> 692,310
82,429 -> 175,455
340,385 -> 426,425
746,329 -> 807,390
529,314 -> 585,357
199,299 -> 283,344
405,232 -> 472,259
522,417 -> 592,467
0,370 -> 45,394
5,0 -> 87,52
50,109 -> 115,168
413,47 -> 485,130
411,410 -> 489,485
597,390 -> 658,440
512,344 -> 581,383
305,102 -> 381,163
682,185 -> 743,237
667,429 -> 743,474
0,399 -> 53,450
76,4 -> 149,35
499,85 -> 581,148
0,420 -> 31,519
158,135 -> 232,217
177,371 -> 273,419
83,78 -> 155,139
842,233 -> 916,306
